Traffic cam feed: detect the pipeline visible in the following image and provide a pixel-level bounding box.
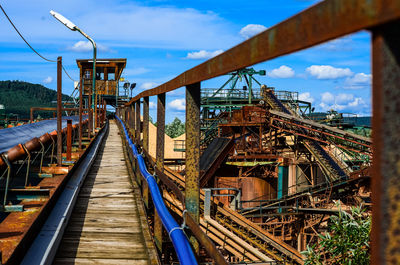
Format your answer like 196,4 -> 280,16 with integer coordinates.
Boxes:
115,115 -> 197,265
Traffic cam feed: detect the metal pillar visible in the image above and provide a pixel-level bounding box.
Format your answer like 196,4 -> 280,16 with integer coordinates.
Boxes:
155,92 -> 165,251
66,120 -> 72,161
135,100 -> 141,145
88,91 -> 93,138
143,97 -> 149,152
185,82 -> 200,252
57,56 -> 62,166
131,103 -> 135,141
79,71 -> 83,149
371,21 -> 400,265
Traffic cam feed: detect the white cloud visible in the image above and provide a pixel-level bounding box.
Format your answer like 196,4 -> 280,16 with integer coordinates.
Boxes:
268,65 -> 295,78
240,24 -> 267,39
67,41 -> 110,53
344,73 -> 371,89
43,76 -> 53,84
140,82 -> 158,90
168,98 -> 185,111
319,92 -> 368,113
149,101 -> 156,109
306,65 -> 353,79
186,49 -> 224,60
298,92 -> 314,103
321,92 -> 335,105
335,93 -> 354,105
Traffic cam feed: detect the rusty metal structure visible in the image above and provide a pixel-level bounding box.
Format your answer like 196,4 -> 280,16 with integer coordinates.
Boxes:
0,0 -> 400,264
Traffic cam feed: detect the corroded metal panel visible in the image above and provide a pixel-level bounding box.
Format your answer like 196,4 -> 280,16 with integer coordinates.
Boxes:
185,82 -> 201,252
371,21 -> 400,265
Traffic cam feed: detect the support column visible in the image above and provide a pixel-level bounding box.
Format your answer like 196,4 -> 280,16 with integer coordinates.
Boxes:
66,119 -> 72,161
185,82 -> 200,252
135,100 -> 141,145
371,21 -> 400,265
79,70 -> 83,149
143,97 -> 149,152
154,93 -> 165,252
57,56 -> 62,166
131,103 -> 136,142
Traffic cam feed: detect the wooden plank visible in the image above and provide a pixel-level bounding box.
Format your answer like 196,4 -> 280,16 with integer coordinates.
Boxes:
54,121 -> 152,264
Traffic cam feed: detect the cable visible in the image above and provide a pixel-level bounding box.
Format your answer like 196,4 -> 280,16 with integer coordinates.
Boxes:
62,65 -> 75,81
0,4 -> 76,81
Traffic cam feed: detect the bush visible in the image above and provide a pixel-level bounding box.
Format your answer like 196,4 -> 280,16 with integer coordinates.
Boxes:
302,203 -> 370,265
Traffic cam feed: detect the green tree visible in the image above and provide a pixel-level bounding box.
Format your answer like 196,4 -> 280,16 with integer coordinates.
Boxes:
302,204 -> 370,265
165,117 -> 185,138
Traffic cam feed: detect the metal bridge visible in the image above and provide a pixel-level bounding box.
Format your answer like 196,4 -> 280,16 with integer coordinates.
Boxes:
0,0 -> 399,264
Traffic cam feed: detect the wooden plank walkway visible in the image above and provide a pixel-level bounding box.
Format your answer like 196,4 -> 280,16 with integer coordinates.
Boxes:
53,121 -> 155,265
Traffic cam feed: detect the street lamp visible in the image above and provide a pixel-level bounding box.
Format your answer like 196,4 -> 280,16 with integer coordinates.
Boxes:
50,10 -> 96,131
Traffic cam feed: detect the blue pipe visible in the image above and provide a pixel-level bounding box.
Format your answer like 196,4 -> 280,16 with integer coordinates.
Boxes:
115,115 -> 197,265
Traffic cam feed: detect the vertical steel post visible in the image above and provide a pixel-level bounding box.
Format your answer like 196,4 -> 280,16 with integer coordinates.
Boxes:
57,56 -> 62,166
79,70 -> 83,149
88,90 -> 93,138
135,100 -> 141,145
185,82 -> 200,252
131,103 -> 136,142
371,21 -> 400,265
143,97 -> 149,152
66,119 -> 72,161
155,92 -> 165,251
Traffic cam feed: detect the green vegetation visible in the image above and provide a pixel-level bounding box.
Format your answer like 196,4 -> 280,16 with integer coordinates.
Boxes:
302,204 -> 371,265
0,80 -> 72,120
166,117 -> 185,138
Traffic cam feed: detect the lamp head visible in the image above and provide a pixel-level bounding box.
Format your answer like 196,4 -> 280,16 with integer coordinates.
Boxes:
50,10 -> 77,31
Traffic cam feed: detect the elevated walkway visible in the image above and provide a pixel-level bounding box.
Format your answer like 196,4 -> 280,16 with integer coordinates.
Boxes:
53,121 -> 155,265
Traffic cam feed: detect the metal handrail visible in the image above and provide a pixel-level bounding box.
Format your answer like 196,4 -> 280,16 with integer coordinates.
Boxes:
124,0 -> 398,105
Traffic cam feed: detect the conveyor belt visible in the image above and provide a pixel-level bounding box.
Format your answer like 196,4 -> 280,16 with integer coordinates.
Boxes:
0,116 -> 87,154
263,91 -> 350,180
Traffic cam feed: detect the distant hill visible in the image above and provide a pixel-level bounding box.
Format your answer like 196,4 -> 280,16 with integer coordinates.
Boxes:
0,80 -> 72,120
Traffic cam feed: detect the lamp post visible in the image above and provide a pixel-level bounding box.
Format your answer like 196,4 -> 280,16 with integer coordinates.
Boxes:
50,10 -> 96,133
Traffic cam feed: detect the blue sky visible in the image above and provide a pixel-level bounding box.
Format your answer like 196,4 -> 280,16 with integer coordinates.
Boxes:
0,0 -> 371,123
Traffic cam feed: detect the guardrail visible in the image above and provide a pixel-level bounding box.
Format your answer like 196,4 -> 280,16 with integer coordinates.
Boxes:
117,0 -> 400,263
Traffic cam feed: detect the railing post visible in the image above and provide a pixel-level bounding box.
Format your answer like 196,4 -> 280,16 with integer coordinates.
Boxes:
66,119 -> 72,161
155,92 -> 165,251
57,56 -> 62,166
133,103 -> 136,142
371,21 -> 400,264
185,82 -> 200,252
135,100 -> 141,145
79,72 -> 83,149
143,96 -> 149,152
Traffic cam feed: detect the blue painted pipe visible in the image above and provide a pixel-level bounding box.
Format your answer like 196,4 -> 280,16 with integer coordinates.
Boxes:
115,116 -> 197,265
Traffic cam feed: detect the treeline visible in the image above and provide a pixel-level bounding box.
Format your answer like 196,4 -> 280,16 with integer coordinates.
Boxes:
150,116 -> 185,138
0,80 -> 72,120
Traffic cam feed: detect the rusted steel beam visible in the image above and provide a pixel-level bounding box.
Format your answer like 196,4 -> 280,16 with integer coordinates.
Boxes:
79,74 -> 83,149
153,167 -> 228,265
66,120 -> 72,161
185,82 -> 201,252
57,57 -> 62,166
371,20 -> 400,265
125,0 -> 400,106
143,96 -> 149,152
155,93 -> 166,251
135,101 -> 141,145
88,93 -> 93,138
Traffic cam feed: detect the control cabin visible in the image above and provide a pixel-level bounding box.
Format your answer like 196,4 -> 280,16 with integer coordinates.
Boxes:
77,58 -> 127,106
